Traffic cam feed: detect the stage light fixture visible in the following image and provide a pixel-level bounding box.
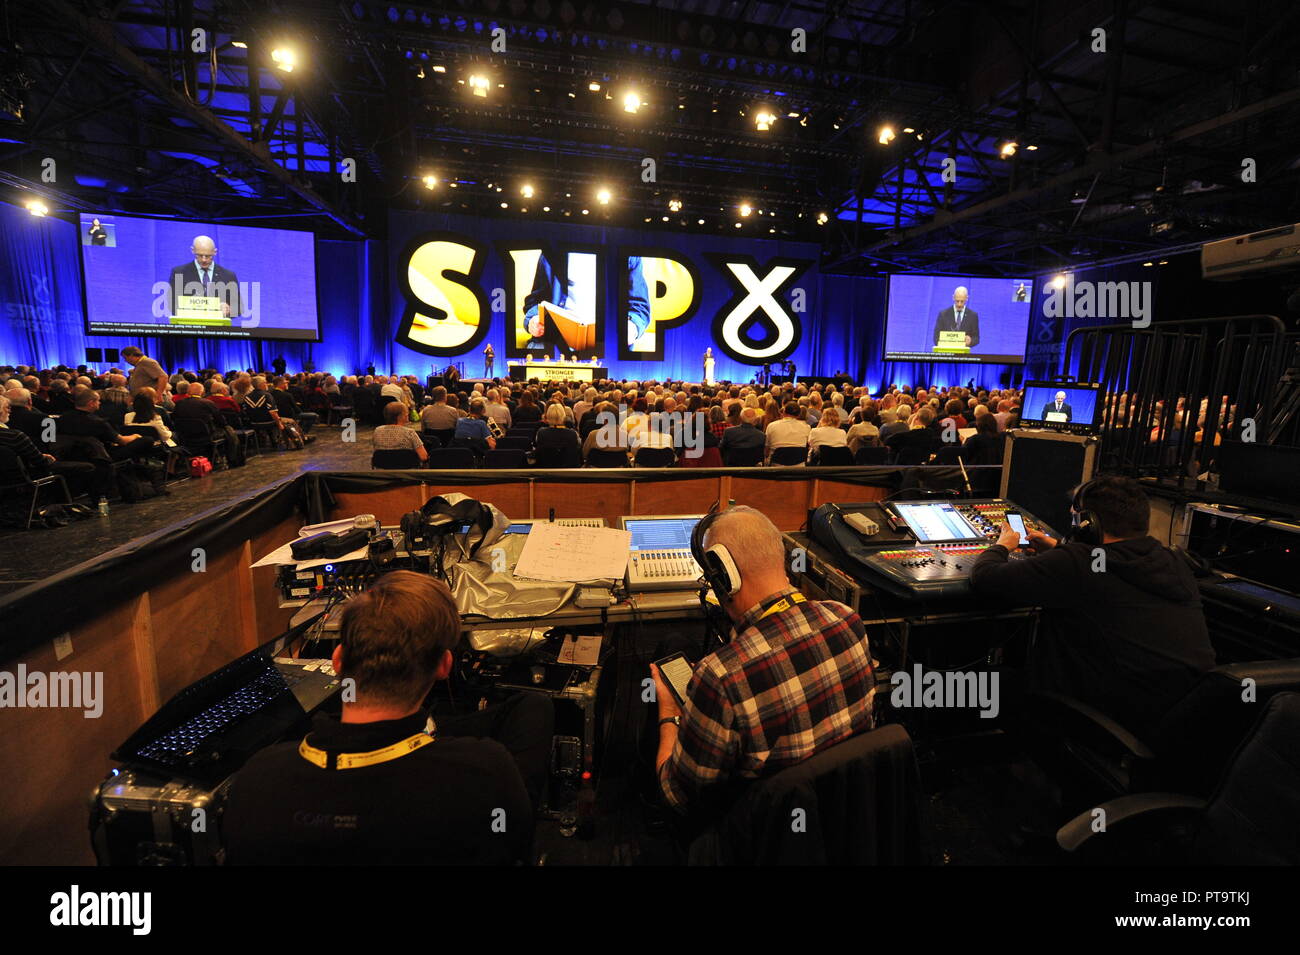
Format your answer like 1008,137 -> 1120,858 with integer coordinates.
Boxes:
589,81 -> 601,91
668,198 -> 682,212
231,41 -> 248,49
582,208 -> 590,215
500,202 -> 508,209
1050,274 -> 1067,289
1026,144 -> 1038,151
271,47 -> 297,73
521,183 -> 535,198
25,199 -> 48,217
902,127 -> 914,133
787,111 -> 800,119
697,218 -> 705,225
432,65 -> 446,73
422,174 -> 437,189
1158,259 -> 1168,265
754,109 -> 776,131
417,66 -> 425,79
662,216 -> 669,222
623,92 -> 641,113
816,212 -> 828,225
999,141 -> 1018,158
1143,261 -> 1154,267
468,74 -> 490,97
738,203 -> 752,217
734,222 -> 742,228
877,125 -> 895,145
543,205 -> 550,212
596,188 -> 611,205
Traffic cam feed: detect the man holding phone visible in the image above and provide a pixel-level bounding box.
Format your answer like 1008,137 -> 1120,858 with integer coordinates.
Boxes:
648,506 -> 877,814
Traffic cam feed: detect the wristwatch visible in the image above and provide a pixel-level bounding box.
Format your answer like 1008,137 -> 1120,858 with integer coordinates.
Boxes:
659,716 -> 681,728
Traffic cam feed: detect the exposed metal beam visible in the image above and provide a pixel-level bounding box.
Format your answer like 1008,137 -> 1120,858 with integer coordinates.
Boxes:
44,0 -> 367,236
857,86 -> 1300,255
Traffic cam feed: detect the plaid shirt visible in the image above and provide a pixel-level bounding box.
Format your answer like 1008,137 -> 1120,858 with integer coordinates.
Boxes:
659,586 -> 876,810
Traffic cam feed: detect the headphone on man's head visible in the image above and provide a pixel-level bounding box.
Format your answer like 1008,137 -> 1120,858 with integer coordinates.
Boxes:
691,501 -> 742,605
1069,478 -> 1104,547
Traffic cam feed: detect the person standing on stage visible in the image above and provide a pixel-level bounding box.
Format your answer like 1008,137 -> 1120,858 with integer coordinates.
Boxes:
704,347 -> 715,386
483,343 -> 495,378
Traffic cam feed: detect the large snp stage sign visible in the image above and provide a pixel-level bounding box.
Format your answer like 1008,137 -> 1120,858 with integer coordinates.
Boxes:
389,214 -> 818,369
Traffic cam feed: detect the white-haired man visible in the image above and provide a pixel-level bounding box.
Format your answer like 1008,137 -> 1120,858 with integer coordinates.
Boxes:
167,234 -> 240,318
650,506 -> 876,814
932,285 -> 980,349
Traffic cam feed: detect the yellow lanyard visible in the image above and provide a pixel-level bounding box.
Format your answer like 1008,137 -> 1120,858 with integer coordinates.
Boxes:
757,592 -> 807,621
299,731 -> 435,770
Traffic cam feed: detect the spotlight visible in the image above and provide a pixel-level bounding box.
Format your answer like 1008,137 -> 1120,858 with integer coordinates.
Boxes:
581,208 -> 589,215
787,111 -> 800,119
877,125 -> 894,145
417,66 -> 425,79
902,127 -> 914,134
432,65 -> 446,73
668,198 -> 682,212
622,92 -> 641,113
738,203 -> 752,217
588,81 -> 601,92
1158,259 -> 1168,265
521,183 -> 535,198
697,218 -> 705,225
1026,144 -> 1038,151
754,109 -> 777,131
999,141 -> 1018,158
662,216 -> 669,222
468,74 -> 490,97
734,222 -> 742,228
500,202 -> 508,209
231,41 -> 248,50
422,174 -> 437,189
816,212 -> 828,225
1050,274 -> 1067,289
271,47 -> 297,73
25,199 -> 48,217
543,205 -> 550,212
596,188 -> 611,205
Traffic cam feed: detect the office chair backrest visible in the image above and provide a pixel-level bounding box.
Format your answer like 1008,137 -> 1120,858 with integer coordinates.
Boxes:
1192,692 -> 1300,865
1153,658 -> 1300,797
687,725 -> 923,866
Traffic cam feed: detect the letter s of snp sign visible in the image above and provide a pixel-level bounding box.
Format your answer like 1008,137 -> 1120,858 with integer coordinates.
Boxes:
394,231 -> 813,365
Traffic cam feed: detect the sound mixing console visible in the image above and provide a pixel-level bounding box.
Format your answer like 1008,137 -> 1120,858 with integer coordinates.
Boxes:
619,515 -> 705,592
817,499 -> 1053,599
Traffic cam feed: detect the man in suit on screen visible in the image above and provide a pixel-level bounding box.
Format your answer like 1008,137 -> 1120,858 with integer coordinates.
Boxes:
1040,391 -> 1073,422
932,286 -> 980,349
167,235 -> 241,319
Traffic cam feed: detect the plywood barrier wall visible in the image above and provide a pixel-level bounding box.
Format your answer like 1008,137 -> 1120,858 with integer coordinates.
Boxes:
0,474 -> 887,865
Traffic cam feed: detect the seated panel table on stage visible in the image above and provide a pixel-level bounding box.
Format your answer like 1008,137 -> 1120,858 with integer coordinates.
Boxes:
509,361 -> 608,382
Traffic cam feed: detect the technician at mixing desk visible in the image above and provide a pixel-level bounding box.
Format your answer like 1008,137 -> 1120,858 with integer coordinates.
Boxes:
650,506 -> 877,816
968,477 -> 1214,739
223,572 -> 553,865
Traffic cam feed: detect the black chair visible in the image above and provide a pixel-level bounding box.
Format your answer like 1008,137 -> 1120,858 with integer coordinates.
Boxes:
769,446 -> 807,467
351,389 -> 376,425
932,444 -> 963,465
721,445 -> 764,467
173,417 -> 228,469
0,447 -> 73,529
371,449 -> 423,470
219,409 -> 259,459
633,446 -> 676,468
498,435 -> 533,451
534,444 -> 583,468
484,449 -> 527,469
1057,693 -> 1300,865
853,445 -> 892,465
120,425 -> 184,478
419,432 -> 442,452
812,445 -> 854,466
425,447 -> 477,469
686,726 -> 925,865
375,395 -> 398,426
586,448 -> 630,468
426,428 -> 457,448
326,402 -> 355,426
240,404 -> 282,451
1020,658 -> 1300,815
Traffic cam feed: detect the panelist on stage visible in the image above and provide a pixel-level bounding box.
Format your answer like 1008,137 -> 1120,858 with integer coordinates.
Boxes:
523,253 -> 647,359
1040,391 -> 1073,422
483,343 -> 495,377
931,285 -> 980,349
167,235 -> 240,319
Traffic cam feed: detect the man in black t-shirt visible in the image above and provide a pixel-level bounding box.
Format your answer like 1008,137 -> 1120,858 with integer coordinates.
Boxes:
224,571 -> 552,865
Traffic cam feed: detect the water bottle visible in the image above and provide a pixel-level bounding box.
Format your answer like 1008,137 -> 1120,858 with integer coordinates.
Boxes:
97,496 -> 110,517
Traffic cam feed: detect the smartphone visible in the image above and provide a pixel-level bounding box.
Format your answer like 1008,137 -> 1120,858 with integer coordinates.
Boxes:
653,652 -> 695,709
1006,511 -> 1030,547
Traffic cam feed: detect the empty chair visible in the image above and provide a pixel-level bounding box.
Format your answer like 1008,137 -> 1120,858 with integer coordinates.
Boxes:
371,449 -> 423,469
419,432 -> 442,451
634,446 -> 675,468
174,417 -> 228,469
721,445 -> 764,467
812,445 -> 854,467
484,449 -> 527,469
678,446 -> 724,468
534,444 -> 583,468
586,448 -> 630,468
932,444 -> 963,465
426,428 -> 456,448
219,409 -> 259,458
424,447 -> 478,469
854,445 -> 892,465
769,446 -> 807,467
497,435 -> 533,451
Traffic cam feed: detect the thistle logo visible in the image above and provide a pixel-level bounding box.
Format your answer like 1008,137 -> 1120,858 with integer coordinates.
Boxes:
708,254 -> 812,364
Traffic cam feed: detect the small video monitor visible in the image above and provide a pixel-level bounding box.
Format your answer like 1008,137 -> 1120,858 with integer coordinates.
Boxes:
1019,381 -> 1103,434
892,501 -> 983,544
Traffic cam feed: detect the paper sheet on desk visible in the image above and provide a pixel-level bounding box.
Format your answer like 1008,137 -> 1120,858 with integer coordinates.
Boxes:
558,634 -> 602,666
512,522 -> 631,583
250,540 -> 371,570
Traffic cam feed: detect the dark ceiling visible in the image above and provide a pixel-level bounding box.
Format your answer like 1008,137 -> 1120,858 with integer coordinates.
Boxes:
2,0 -> 1298,275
